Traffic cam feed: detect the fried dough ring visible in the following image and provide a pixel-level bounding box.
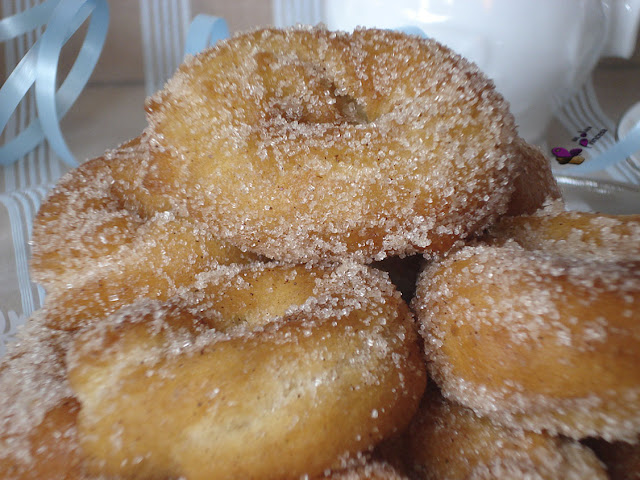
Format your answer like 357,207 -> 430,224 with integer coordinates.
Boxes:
142,26 -> 520,263
505,139 -> 561,217
0,320 -> 83,479
66,262 -> 427,480
30,138 -> 260,331
403,387 -> 607,479
413,210 -> 640,441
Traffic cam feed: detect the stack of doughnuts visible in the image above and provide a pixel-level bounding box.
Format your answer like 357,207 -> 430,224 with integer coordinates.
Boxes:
0,25 -> 637,479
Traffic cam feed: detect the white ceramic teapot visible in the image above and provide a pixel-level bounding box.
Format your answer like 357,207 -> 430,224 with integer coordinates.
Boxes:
321,0 -> 640,146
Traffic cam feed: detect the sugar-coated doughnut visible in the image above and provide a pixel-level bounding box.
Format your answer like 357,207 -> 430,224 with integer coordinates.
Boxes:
66,262 -> 426,479
31,137 -> 259,295
31,140 -> 141,292
0,319 -> 82,479
141,26 -> 520,263
403,387 -> 607,479
31,139 -> 260,331
413,209 -> 640,441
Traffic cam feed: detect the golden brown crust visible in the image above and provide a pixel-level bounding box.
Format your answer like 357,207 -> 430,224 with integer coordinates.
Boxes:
413,210 -> 640,441
403,387 -> 607,480
142,26 -> 520,263
66,262 -> 427,479
505,139 -> 562,217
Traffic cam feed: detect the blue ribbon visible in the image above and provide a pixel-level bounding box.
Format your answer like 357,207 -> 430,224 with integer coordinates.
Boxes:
184,14 -> 229,57
0,0 -> 109,167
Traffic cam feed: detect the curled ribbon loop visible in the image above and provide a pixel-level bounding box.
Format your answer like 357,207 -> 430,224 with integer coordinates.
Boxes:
0,0 -> 109,167
184,14 -> 229,57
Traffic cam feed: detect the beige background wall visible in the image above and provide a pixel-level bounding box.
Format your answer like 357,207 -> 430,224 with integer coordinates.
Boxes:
85,0 -> 273,84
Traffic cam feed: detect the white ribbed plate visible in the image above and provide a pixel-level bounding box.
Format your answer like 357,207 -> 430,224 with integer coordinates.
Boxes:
557,175 -> 640,215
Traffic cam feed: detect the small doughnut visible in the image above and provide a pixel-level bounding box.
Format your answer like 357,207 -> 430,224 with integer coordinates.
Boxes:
413,210 -> 640,441
37,205 -> 260,332
31,137 -> 259,294
486,204 -> 640,257
403,386 -> 607,479
505,139 -> 561,217
66,262 -> 427,479
31,139 -> 260,331
0,319 -> 82,479
142,26 -> 520,263
30,139 -> 143,292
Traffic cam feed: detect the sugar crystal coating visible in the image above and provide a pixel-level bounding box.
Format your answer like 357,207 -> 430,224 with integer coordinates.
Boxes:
414,209 -> 640,441
142,26 -> 521,263
64,261 -> 426,479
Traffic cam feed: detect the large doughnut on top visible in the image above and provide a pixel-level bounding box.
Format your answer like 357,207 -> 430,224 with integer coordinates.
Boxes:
144,26 -> 520,263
